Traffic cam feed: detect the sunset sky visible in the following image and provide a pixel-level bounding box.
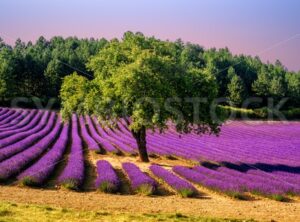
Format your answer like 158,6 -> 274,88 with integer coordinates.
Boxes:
1,0 -> 299,71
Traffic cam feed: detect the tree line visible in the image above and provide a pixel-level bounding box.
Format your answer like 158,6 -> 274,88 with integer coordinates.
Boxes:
0,33 -> 299,109
59,32 -> 299,161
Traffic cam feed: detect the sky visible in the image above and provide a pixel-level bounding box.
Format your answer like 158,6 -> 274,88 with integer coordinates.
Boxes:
0,0 -> 299,71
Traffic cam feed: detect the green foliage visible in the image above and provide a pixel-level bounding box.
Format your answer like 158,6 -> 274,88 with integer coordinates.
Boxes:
0,36 -> 107,103
97,181 -> 118,193
0,48 -> 16,99
136,184 -> 156,196
285,72 -> 300,106
84,32 -> 220,135
60,179 -> 80,191
20,177 -> 38,187
282,108 -> 300,119
178,188 -> 196,198
227,68 -> 246,106
270,194 -> 286,202
60,32 -> 221,161
0,33 -> 299,112
252,66 -> 271,97
60,72 -> 90,120
220,105 -> 300,120
269,76 -> 286,99
219,106 -> 257,119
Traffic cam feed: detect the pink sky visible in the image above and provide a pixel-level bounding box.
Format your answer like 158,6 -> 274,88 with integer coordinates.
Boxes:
1,0 -> 299,71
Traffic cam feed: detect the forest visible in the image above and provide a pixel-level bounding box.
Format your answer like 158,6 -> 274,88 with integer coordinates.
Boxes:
0,32 -> 299,112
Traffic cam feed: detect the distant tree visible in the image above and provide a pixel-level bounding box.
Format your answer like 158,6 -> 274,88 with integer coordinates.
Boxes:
0,37 -> 7,49
285,72 -> 300,105
227,67 -> 236,79
252,66 -> 271,98
60,72 -> 89,119
269,76 -> 286,100
180,43 -> 204,69
45,37 -> 107,96
203,48 -> 233,96
227,68 -> 246,107
0,48 -> 15,100
61,32 -> 220,162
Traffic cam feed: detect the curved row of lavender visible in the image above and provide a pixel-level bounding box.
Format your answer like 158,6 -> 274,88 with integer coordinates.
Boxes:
0,113 -> 61,180
95,160 -> 120,193
172,165 -> 299,200
17,122 -> 69,186
122,162 -> 157,195
0,112 -> 56,162
79,116 -> 100,150
0,109 -> 38,134
0,110 -> 47,148
58,114 -> 84,190
150,164 -> 197,197
84,116 -> 118,153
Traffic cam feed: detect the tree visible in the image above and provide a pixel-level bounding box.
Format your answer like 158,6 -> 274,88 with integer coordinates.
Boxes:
227,67 -> 236,79
227,68 -> 245,107
203,47 -> 233,97
60,72 -> 90,120
252,66 -> 271,98
0,37 -> 7,49
61,32 -> 220,162
269,76 -> 286,100
285,72 -> 300,106
45,37 -> 107,96
0,48 -> 15,101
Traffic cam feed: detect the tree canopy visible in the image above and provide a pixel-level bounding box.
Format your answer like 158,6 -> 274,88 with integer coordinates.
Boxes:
60,32 -> 220,161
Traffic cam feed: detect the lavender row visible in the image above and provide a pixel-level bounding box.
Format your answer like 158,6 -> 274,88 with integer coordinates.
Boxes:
79,116 -> 100,150
122,162 -> 156,195
85,116 -> 118,153
0,110 -> 29,129
0,110 -> 48,148
173,165 -> 300,198
93,117 -> 136,154
0,109 -> 15,122
58,114 -> 84,190
0,110 -> 24,126
173,166 -> 244,198
0,109 -> 38,133
0,112 -> 56,162
150,165 -> 196,197
18,122 -> 69,186
0,118 -> 61,181
0,108 -> 9,116
95,160 -> 120,193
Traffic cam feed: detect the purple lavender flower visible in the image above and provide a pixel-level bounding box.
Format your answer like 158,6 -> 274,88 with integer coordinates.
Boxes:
95,160 -> 119,193
122,162 -> 157,195
85,116 -> 118,153
0,117 -> 62,181
0,112 -> 56,162
17,122 -> 69,186
58,114 -> 84,190
0,110 -> 48,148
150,164 -> 196,197
79,116 -> 100,151
0,109 -> 38,134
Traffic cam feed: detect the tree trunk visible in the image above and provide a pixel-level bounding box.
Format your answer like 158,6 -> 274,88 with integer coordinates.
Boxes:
131,126 -> 149,162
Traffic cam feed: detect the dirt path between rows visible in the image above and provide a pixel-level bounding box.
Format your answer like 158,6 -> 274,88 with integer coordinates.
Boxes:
0,186 -> 299,222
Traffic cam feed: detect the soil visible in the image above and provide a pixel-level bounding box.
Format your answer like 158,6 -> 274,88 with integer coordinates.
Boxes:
0,185 -> 299,222
0,153 -> 299,222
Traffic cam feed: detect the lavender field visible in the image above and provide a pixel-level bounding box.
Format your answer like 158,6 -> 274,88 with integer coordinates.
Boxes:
0,107 -> 299,200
